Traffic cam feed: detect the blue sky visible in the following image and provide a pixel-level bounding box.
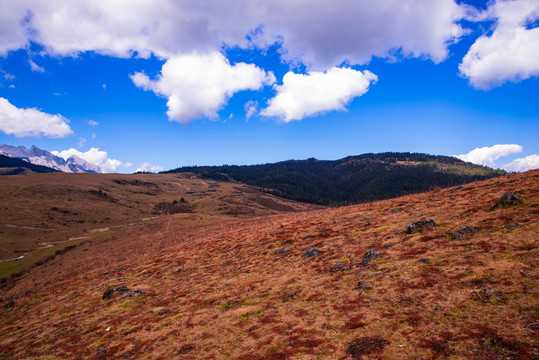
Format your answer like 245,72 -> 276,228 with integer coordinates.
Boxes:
0,0 -> 538,173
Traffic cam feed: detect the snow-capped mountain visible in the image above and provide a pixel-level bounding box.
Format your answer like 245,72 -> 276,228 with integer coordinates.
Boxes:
0,145 -> 99,173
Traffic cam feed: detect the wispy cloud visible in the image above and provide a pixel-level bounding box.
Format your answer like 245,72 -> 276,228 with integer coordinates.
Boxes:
29,59 -> 45,72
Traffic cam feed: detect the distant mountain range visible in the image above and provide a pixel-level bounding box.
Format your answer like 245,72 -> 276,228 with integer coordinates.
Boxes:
0,145 -> 99,174
0,154 -> 59,175
166,152 -> 506,205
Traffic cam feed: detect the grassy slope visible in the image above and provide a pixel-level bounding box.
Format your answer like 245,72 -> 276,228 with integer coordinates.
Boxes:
0,170 -> 537,359
0,173 -> 321,279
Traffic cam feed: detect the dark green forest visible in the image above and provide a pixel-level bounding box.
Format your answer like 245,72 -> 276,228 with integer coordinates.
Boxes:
165,153 -> 505,205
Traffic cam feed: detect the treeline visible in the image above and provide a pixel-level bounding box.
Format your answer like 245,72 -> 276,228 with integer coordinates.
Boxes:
165,152 -> 505,205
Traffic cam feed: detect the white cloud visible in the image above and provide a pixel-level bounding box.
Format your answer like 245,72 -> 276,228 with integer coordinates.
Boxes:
0,97 -> 73,138
502,154 -> 539,172
0,2 -> 29,55
454,144 -> 523,167
459,0 -> 539,89
131,52 -> 275,123
1,1 -> 467,69
262,67 -> 377,122
257,0 -> 467,69
244,100 -> 258,120
87,120 -> 99,126
29,59 -> 45,72
123,162 -> 133,168
52,147 -> 123,173
78,137 -> 87,147
136,162 -> 164,173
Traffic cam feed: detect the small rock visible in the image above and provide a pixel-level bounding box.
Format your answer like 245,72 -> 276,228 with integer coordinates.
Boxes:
418,258 -> 430,263
118,289 -> 145,301
157,309 -> 166,316
491,191 -> 523,210
172,269 -> 183,274
332,263 -> 347,271
3,299 -> 14,309
505,222 -> 519,229
304,235 -> 312,239
406,219 -> 436,233
274,248 -> 290,254
99,269 -> 125,276
224,283 -> 235,287
454,226 -> 478,235
362,250 -> 383,265
102,286 -> 129,300
384,242 -> 400,248
301,247 -> 320,259
96,349 -> 107,355
434,306 -> 442,311
369,271 -> 390,276
356,281 -> 372,290
320,228 -> 327,232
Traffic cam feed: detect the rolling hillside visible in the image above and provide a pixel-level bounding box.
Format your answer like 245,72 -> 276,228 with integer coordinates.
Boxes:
0,172 -> 321,279
166,152 -> 505,205
1,170 -> 536,359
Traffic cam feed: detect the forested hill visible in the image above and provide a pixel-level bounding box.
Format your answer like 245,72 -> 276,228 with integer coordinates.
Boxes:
165,153 -> 505,205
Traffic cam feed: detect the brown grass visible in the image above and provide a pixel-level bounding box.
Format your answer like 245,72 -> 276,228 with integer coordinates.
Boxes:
0,170 -> 537,359
0,172 -> 321,278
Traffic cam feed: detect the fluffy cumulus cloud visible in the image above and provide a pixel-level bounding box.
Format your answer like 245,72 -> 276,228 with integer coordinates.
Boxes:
256,0 -> 467,69
454,144 -> 539,172
459,0 -> 539,89
502,154 -> 539,172
262,68 -> 377,122
131,52 -> 275,123
0,97 -> 73,138
454,144 -> 523,167
136,162 -> 164,173
52,147 -> 123,173
1,1 -> 467,68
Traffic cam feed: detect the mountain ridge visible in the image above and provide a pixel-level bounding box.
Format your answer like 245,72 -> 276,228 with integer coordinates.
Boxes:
0,153 -> 59,175
0,144 -> 98,173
